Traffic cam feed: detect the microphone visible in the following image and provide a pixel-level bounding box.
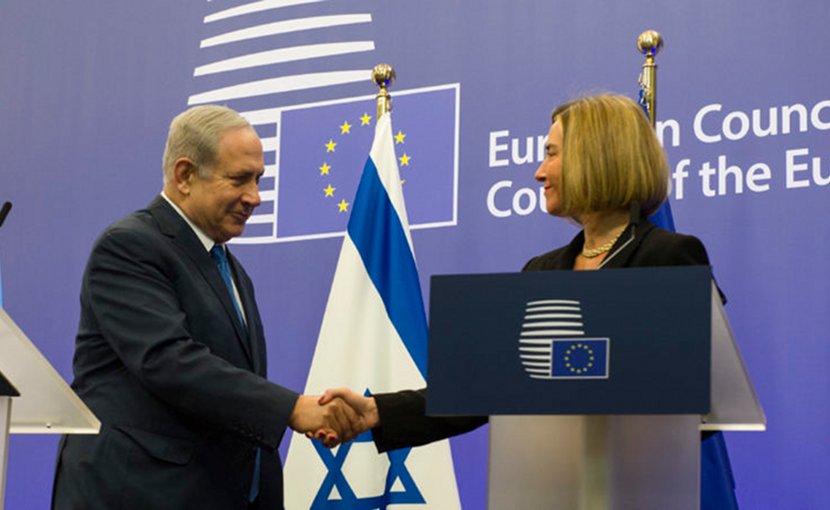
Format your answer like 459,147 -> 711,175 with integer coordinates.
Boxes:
0,202 -> 11,229
628,200 -> 640,240
628,200 -> 641,226
598,201 -> 639,269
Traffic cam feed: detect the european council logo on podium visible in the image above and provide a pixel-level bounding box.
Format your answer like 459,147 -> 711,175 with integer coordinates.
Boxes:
518,299 -> 610,380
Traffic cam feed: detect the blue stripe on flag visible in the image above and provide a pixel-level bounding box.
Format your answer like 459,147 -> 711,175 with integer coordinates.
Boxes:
701,431 -> 739,509
347,156 -> 429,378
649,202 -> 675,231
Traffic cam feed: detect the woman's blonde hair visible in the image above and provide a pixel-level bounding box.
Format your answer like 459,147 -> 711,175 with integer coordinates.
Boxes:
553,94 -> 668,217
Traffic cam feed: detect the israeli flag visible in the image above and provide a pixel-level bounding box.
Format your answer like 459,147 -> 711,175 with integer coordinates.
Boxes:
283,113 -> 462,509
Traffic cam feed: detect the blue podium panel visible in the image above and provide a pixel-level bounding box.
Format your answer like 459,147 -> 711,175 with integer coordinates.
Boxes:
426,266 -> 712,415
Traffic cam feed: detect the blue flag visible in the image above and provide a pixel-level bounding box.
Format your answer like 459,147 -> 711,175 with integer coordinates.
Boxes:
638,88 -> 676,231
649,202 -> 675,231
639,85 -> 737,509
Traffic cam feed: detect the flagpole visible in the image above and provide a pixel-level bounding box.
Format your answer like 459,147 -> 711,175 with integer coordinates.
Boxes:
637,31 -> 738,509
636,30 -> 676,233
372,63 -> 396,120
637,30 -> 663,128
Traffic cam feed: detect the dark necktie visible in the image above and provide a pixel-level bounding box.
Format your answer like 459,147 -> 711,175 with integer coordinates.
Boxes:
209,244 -> 260,502
209,244 -> 246,331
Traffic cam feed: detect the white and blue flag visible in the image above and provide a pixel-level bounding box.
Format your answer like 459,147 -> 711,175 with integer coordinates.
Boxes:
283,113 -> 462,509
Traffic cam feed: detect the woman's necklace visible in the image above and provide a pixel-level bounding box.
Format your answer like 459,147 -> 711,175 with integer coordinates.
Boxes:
581,228 -> 625,259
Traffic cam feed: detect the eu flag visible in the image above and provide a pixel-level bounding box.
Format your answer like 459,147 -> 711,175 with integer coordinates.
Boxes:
274,86 -> 457,241
551,338 -> 609,378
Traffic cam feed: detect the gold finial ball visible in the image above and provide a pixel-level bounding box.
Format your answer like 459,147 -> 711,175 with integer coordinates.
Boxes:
637,30 -> 664,57
372,64 -> 396,89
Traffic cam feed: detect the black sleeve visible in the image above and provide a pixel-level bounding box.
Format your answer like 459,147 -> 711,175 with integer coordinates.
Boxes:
370,389 -> 487,452
637,230 -> 727,304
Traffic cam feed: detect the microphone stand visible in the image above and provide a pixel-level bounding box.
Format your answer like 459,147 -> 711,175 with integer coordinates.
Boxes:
0,201 -> 11,307
0,202 -> 11,229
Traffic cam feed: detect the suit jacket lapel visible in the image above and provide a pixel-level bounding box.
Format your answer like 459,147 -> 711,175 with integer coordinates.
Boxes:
226,249 -> 265,375
598,219 -> 655,269
147,196 -> 255,366
539,218 -> 656,271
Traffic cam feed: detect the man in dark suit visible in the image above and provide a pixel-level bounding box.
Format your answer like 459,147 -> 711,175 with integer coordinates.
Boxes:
52,105 -> 355,510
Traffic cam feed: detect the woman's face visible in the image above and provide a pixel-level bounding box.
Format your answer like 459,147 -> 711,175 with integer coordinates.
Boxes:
535,120 -> 564,216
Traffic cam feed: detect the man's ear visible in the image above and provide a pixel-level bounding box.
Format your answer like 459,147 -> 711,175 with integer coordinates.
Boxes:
172,157 -> 197,195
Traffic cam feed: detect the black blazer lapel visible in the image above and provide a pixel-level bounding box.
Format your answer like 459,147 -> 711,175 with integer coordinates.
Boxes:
526,218 -> 659,272
599,219 -> 656,269
147,196 -> 255,366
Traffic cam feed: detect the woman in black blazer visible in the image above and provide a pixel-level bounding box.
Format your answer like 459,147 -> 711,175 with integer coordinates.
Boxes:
320,94 -> 710,443
316,94 -> 736,507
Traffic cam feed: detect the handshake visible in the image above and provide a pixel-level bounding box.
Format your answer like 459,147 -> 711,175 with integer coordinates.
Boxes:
288,388 -> 378,448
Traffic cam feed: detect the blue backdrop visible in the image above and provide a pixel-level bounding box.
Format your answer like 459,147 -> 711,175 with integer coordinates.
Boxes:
1,1 -> 828,508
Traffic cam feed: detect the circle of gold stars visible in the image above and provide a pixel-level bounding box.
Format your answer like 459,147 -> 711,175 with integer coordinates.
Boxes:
316,112 -> 413,213
564,343 -> 596,374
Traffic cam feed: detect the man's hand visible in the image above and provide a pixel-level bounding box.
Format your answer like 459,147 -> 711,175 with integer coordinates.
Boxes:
305,388 -> 379,447
289,395 -> 359,447
319,388 -> 380,429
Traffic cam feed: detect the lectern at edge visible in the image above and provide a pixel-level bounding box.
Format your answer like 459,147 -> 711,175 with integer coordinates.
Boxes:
426,267 -> 764,510
0,309 -> 99,510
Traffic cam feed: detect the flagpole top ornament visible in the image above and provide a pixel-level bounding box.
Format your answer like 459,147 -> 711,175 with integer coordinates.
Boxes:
637,30 -> 663,60
637,31 -> 662,128
372,64 -> 396,120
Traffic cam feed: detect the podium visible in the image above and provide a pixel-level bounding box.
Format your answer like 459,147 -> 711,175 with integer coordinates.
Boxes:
426,267 -> 764,510
0,309 -> 99,509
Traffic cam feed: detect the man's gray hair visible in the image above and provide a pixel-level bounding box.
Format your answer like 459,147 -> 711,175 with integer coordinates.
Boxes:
162,105 -> 252,183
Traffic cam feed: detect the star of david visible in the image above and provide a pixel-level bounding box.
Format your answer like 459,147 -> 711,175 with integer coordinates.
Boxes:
310,392 -> 425,509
